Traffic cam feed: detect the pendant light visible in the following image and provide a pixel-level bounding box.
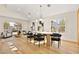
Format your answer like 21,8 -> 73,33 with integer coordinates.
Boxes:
39,5 -> 43,21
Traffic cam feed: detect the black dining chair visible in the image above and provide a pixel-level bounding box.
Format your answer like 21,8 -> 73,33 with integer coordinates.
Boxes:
27,32 -> 34,42
34,33 -> 45,47
22,30 -> 27,35
50,33 -> 62,48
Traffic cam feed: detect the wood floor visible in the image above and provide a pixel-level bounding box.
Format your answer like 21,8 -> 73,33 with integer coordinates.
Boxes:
0,35 -> 79,54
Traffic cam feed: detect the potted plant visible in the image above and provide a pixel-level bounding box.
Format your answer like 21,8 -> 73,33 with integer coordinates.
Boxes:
4,21 -> 10,30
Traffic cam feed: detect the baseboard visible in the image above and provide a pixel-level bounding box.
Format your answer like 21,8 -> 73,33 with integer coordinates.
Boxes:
62,40 -> 77,44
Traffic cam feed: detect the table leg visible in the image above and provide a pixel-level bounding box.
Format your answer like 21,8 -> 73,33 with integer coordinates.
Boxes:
46,34 -> 51,47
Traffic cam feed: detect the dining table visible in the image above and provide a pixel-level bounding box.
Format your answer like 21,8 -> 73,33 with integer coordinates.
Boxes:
36,31 -> 53,47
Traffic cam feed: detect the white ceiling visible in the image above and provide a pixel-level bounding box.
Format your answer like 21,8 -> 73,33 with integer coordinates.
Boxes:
5,4 -> 79,20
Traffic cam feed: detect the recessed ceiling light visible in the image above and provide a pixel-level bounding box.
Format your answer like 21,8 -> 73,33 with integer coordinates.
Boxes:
17,8 -> 21,11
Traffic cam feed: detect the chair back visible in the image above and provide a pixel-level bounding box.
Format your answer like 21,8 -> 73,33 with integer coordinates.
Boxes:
34,33 -> 45,38
51,33 -> 61,37
27,31 -> 33,35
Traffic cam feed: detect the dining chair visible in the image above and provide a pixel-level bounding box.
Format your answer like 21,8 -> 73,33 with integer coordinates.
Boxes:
50,33 -> 62,48
22,30 -> 27,35
27,32 -> 34,42
34,33 -> 45,47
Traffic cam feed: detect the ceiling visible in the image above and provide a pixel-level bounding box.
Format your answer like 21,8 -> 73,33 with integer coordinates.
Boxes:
5,4 -> 79,20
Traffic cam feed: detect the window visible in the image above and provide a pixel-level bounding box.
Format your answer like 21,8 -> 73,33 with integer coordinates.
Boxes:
51,19 -> 65,33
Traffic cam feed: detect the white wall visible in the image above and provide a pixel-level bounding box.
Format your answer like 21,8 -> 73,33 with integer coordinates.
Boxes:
43,11 -> 77,42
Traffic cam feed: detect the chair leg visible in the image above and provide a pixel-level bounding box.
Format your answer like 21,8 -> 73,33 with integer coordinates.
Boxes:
39,41 -> 40,47
43,41 -> 45,45
34,40 -> 36,45
51,41 -> 52,46
30,38 -> 31,41
27,38 -> 28,42
51,41 -> 53,46
58,41 -> 60,48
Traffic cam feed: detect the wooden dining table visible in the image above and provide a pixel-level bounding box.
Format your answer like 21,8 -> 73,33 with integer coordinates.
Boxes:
36,31 -> 53,46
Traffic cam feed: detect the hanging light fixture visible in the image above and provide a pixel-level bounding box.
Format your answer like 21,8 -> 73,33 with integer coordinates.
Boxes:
47,4 -> 51,7
39,5 -> 43,21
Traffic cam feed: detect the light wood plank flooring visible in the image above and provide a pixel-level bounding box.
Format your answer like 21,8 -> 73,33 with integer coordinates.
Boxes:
0,36 -> 79,54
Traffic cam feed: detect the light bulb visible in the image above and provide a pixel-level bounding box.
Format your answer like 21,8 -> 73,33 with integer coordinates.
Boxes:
39,18 -> 43,21
36,20 -> 38,22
